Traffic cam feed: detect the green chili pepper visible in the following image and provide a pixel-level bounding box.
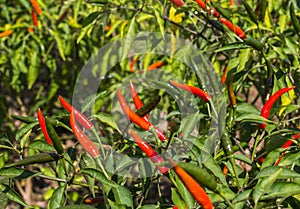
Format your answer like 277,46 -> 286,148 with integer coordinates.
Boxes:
11,115 -> 37,123
242,1 -> 258,24
178,162 -> 217,191
214,3 -> 231,20
259,0 -> 267,21
290,2 -> 300,34
244,38 -> 264,51
45,118 -> 64,155
221,131 -> 233,157
135,96 -> 161,117
6,153 -> 59,167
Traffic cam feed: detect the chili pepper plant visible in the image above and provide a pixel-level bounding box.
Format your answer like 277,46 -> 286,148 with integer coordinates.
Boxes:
1,0 -> 300,209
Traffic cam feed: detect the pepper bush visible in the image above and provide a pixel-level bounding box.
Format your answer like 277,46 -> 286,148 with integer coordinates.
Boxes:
1,0 -> 300,208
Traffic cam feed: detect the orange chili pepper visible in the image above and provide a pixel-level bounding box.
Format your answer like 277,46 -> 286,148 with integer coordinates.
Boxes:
147,61 -> 166,71
229,0 -> 234,6
30,0 -> 42,15
221,66 -> 228,84
129,57 -> 139,72
129,130 -> 169,174
117,89 -> 167,141
28,27 -> 34,33
0,30 -> 13,38
129,81 -> 149,120
169,80 -> 211,102
169,158 -> 213,209
31,9 -> 38,26
218,17 -> 247,39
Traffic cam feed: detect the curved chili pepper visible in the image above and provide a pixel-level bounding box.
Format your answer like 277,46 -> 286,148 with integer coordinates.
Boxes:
168,158 -> 213,209
58,95 -> 94,130
169,80 -> 211,102
129,81 -> 149,120
258,86 -> 296,129
31,10 -> 38,26
275,131 -> 300,166
0,30 -> 13,38
221,66 -> 228,84
37,108 -> 53,145
218,17 -> 247,39
117,89 -> 167,141
228,73 -> 236,107
70,111 -> 100,157
129,130 -> 169,174
30,0 -> 42,15
147,61 -> 166,71
170,0 -> 184,7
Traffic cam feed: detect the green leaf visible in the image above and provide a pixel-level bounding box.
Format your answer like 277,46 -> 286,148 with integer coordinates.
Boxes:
80,168 -> 116,187
121,15 -> 137,60
82,11 -> 101,28
0,178 -> 8,209
261,182 -> 300,200
278,152 -> 300,166
253,168 -> 282,205
171,188 -> 186,209
16,122 -> 39,141
112,186 -> 133,208
138,205 -> 159,209
27,51 -> 39,90
81,91 -> 108,113
255,166 -> 300,179
79,153 -> 96,197
58,205 -> 97,209
49,30 -> 66,61
0,183 -> 32,208
153,7 -> 165,39
0,167 -> 37,179
92,112 -> 121,133
232,189 -> 252,203
29,140 -> 56,152
215,42 -> 249,52
49,186 -> 66,209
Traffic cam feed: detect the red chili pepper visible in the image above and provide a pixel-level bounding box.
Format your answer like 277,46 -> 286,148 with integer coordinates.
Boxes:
129,81 -> 149,120
147,61 -> 166,71
37,108 -> 53,145
169,80 -> 211,102
258,86 -> 296,129
229,0 -> 234,6
117,89 -> 167,141
168,158 -> 213,209
258,157 -> 265,163
70,111 -> 100,157
0,30 -> 13,38
218,17 -> 247,39
194,0 -> 220,17
221,66 -> 228,84
170,0 -> 184,7
31,9 -> 38,26
58,95 -> 94,130
275,130 -> 300,165
129,130 -> 169,174
30,0 -> 42,15
59,9 -> 69,21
